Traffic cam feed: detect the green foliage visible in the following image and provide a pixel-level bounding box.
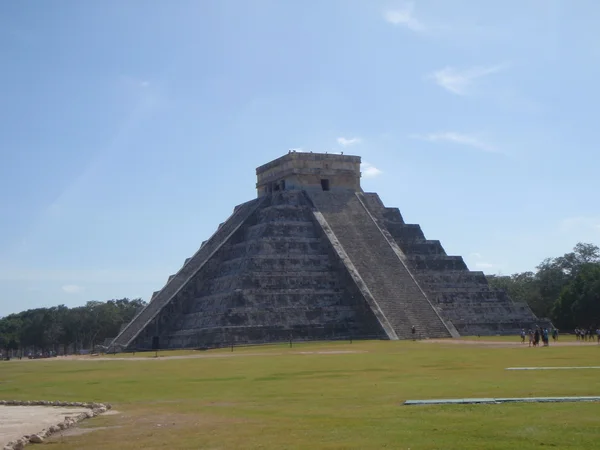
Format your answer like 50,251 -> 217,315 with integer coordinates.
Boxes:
552,263 -> 600,329
0,298 -> 146,352
487,242 -> 600,329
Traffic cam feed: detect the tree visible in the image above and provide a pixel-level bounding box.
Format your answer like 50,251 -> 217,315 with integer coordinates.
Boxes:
0,298 -> 146,354
552,263 -> 600,329
535,259 -> 569,318
486,242 -> 599,324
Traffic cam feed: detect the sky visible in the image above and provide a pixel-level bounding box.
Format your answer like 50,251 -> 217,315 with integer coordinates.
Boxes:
1,0 -> 599,317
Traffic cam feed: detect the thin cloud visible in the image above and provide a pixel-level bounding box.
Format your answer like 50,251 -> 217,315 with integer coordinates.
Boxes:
559,216 -> 600,233
383,3 -> 425,32
337,137 -> 362,147
468,251 -> 501,272
0,266 -> 167,284
412,132 -> 497,153
429,64 -> 509,95
62,284 -> 85,294
361,161 -> 383,178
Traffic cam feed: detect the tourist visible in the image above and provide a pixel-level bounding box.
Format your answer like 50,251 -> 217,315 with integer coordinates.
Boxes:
542,328 -> 549,347
528,329 -> 534,347
520,329 -> 526,344
533,328 -> 540,347
411,325 -> 416,341
552,328 -> 558,342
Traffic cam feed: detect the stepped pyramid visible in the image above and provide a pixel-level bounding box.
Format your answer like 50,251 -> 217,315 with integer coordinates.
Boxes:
108,152 -> 546,352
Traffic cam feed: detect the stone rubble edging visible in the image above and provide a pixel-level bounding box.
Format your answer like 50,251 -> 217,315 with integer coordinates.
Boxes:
0,400 -> 112,450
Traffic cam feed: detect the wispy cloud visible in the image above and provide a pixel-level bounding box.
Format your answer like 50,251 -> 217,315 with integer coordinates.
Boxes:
383,3 -> 425,32
337,137 -> 362,147
429,64 -> 509,95
0,266 -> 167,284
468,252 -> 498,272
412,132 -> 497,153
62,284 -> 85,294
559,216 -> 600,233
361,161 -> 383,178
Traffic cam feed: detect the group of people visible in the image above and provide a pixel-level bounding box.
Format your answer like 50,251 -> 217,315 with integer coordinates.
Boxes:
520,327 -> 558,347
520,326 -> 600,346
574,327 -> 600,342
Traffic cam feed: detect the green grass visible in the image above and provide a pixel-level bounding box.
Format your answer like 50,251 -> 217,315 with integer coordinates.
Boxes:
1,340 -> 599,449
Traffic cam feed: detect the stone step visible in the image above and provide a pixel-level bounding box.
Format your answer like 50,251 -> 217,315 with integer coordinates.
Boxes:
219,254 -> 333,275
165,319 -> 365,345
409,255 -> 468,271
256,204 -> 314,222
385,223 -> 426,242
245,221 -> 318,239
400,240 -> 446,256
186,288 -> 345,310
417,270 -> 488,286
224,237 -> 326,259
267,190 -> 308,207
360,193 -> 406,224
197,271 -> 347,295
435,290 -> 512,304
382,208 -> 405,223
108,197 -> 266,351
307,190 -> 451,340
176,305 -> 359,330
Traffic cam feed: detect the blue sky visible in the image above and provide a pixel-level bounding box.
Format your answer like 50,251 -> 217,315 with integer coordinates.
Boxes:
1,0 -> 599,317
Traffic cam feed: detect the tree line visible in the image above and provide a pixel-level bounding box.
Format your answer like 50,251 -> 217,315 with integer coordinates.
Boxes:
1,243 -> 598,353
0,298 -> 146,354
487,242 -> 600,330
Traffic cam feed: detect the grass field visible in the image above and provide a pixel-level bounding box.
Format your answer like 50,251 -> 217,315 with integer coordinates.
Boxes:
1,338 -> 599,449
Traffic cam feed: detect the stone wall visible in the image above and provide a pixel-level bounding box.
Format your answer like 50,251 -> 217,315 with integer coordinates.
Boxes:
115,179 -> 549,350
109,197 -> 265,352
256,152 -> 362,197
130,191 -> 386,350
361,192 -> 548,335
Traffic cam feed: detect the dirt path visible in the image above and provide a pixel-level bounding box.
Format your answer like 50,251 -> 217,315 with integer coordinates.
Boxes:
0,405 -> 90,446
20,349 -> 368,362
421,339 -> 600,348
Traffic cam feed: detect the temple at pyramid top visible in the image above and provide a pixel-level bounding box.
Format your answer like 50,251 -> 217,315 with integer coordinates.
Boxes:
256,151 -> 362,197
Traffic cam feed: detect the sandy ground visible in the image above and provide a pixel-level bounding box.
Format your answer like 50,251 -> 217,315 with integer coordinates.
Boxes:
7,341 -> 598,364
421,339 -> 600,348
0,405 -> 90,446
13,349 -> 367,362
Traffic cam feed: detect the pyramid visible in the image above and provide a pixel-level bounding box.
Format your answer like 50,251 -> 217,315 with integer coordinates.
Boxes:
108,152 -> 547,352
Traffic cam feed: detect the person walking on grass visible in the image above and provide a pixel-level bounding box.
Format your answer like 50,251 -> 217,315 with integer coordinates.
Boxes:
411,325 -> 416,341
520,329 -> 526,344
528,329 -> 534,347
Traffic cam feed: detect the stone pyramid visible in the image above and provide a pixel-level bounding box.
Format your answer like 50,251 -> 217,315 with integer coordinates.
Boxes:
108,152 -> 546,352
